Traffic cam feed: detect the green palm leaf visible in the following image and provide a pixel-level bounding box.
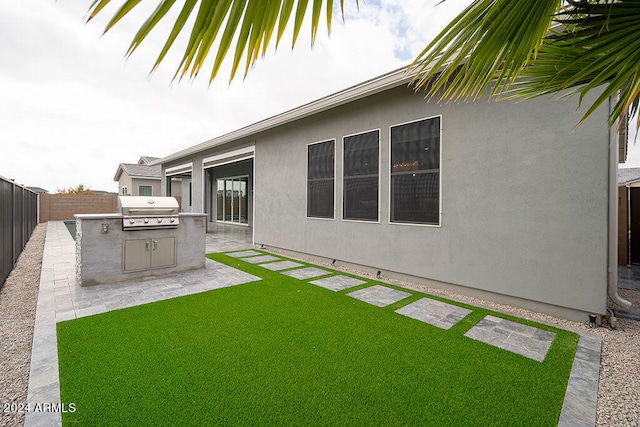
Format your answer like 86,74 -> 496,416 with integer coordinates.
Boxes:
512,1 -> 640,128
86,0 -> 639,129
87,0 -> 345,84
411,0 -> 640,128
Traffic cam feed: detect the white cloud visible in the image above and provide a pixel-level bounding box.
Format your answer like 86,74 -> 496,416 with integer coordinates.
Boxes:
0,0 -> 467,192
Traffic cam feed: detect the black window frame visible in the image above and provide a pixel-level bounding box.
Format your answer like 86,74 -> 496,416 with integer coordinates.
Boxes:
390,115 -> 441,226
342,129 -> 380,222
307,139 -> 335,219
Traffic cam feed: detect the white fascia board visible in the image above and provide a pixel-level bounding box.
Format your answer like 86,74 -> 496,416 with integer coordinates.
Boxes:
128,176 -> 162,181
203,145 -> 255,168
165,162 -> 193,176
152,67 -> 415,166
113,165 -> 124,182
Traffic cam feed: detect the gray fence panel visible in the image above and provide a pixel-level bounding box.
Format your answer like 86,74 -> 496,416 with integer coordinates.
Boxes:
0,176 -> 38,288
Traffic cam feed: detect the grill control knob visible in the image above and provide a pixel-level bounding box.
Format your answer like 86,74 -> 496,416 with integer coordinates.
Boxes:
129,219 -> 135,224
157,218 -> 163,223
143,218 -> 149,224
170,217 -> 176,223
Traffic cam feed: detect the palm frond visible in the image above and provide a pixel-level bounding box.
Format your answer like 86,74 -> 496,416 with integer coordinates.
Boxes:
512,1 -> 640,128
410,0 -> 562,100
411,0 -> 640,128
87,0 -> 347,84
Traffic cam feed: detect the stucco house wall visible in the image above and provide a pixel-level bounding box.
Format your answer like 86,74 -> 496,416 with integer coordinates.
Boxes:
251,85 -> 609,319
158,74 -> 612,321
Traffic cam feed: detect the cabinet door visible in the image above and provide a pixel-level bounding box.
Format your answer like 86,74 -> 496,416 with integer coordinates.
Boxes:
151,237 -> 176,268
123,239 -> 151,272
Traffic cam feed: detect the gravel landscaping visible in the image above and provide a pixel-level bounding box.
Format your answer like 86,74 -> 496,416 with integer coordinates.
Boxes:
0,224 -> 46,427
1,225 -> 638,426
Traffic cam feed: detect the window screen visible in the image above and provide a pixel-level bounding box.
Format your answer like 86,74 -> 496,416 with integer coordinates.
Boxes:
139,185 -> 152,196
343,130 -> 379,221
307,140 -> 335,218
390,117 -> 440,225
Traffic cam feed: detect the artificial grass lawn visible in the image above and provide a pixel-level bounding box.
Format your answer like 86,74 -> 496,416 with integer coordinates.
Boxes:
58,251 -> 579,426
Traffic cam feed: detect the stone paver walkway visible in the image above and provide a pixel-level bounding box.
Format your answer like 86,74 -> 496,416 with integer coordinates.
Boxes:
464,315 -> 555,362
396,297 -> 472,331
239,254 -> 281,264
259,260 -> 304,271
347,285 -> 412,307
226,249 -> 262,258
310,275 -> 366,292
282,266 -> 330,280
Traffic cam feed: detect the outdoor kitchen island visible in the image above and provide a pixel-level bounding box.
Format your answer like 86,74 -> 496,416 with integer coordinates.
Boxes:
74,197 -> 207,286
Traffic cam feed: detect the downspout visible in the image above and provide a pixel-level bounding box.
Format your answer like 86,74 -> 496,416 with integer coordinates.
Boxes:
608,96 -> 632,309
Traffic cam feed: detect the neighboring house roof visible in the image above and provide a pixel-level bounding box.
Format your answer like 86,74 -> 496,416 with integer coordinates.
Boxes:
138,156 -> 160,165
114,163 -> 162,181
618,167 -> 640,186
27,186 -> 49,193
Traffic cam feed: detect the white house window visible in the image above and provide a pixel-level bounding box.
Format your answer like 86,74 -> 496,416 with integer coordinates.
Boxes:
138,185 -> 153,196
390,116 -> 441,225
121,186 -> 128,196
343,130 -> 379,221
307,140 -> 335,219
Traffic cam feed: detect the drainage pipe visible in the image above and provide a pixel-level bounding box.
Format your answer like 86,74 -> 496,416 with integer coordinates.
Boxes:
612,307 -> 640,321
608,96 -> 632,309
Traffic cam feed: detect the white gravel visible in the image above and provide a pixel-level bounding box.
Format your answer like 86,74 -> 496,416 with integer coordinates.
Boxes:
0,224 -> 46,427
1,228 -> 638,426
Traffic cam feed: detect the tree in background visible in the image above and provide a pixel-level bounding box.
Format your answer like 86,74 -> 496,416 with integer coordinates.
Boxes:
56,184 -> 96,195
86,0 -> 640,129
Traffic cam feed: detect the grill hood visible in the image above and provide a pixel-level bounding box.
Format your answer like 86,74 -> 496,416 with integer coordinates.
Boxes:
118,196 -> 179,216
118,196 -> 180,230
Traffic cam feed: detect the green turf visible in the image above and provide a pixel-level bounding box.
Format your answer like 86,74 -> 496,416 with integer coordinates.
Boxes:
57,251 -> 579,426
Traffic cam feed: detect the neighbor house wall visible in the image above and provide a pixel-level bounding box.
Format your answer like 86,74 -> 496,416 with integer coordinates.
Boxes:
39,193 -> 118,222
619,186 -> 629,265
117,174 -> 133,195
252,85 -> 610,319
131,178 -> 161,196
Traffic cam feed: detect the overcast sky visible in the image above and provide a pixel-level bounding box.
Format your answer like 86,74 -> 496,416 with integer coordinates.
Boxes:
0,0 -> 473,193
1,1 -> 638,193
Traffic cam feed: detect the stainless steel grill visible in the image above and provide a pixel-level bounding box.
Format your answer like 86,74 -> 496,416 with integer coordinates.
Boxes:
118,196 -> 180,230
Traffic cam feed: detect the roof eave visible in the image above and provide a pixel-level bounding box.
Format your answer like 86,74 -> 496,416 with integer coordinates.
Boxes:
151,66 -> 416,166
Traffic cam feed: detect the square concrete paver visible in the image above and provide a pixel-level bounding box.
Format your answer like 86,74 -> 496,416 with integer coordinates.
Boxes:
347,285 -> 411,307
226,249 -> 263,258
464,315 -> 555,362
259,260 -> 304,271
395,297 -> 471,330
239,255 -> 281,264
309,275 -> 367,292
282,267 -> 330,280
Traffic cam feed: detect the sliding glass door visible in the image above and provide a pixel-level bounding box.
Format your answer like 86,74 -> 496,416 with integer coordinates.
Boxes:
216,176 -> 248,224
